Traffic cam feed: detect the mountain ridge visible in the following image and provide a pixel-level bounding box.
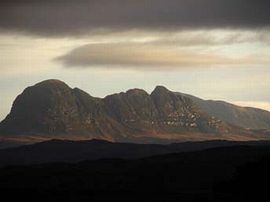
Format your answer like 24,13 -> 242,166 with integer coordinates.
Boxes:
0,79 -> 269,143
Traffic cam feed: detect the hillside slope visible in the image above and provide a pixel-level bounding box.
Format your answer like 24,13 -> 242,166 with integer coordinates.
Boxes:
184,93 -> 270,129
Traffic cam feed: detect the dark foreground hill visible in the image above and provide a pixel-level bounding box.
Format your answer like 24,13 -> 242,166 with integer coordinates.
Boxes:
1,145 -> 270,201
0,79 -> 270,144
1,139 -> 270,167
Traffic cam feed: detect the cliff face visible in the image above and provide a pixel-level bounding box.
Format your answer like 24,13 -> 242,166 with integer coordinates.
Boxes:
0,79 -> 268,142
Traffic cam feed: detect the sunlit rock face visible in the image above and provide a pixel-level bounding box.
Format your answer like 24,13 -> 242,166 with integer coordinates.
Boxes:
0,79 -> 269,142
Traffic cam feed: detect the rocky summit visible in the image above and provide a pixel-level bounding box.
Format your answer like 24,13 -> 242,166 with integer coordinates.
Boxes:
0,79 -> 270,143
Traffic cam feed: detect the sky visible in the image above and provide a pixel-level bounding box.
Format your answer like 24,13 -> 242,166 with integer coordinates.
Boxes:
0,0 -> 270,121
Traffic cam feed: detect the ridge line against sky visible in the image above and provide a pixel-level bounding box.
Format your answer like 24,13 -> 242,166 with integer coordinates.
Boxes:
0,0 -> 269,120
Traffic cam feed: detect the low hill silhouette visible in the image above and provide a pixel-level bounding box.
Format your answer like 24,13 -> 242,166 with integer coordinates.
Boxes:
1,145 -> 270,201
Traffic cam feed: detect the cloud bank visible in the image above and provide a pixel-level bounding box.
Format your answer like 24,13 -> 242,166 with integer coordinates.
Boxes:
57,42 -> 230,68
57,42 -> 270,69
56,30 -> 270,68
0,0 -> 270,36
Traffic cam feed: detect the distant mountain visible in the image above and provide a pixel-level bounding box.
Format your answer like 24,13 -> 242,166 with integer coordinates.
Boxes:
0,79 -> 269,143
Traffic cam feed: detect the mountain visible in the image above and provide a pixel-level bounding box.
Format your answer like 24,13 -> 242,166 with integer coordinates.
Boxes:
0,79 -> 269,143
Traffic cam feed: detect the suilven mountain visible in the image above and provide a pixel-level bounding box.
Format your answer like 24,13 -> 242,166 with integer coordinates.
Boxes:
0,79 -> 269,143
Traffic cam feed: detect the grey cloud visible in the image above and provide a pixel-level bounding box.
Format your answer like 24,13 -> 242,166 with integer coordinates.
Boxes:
0,0 -> 270,36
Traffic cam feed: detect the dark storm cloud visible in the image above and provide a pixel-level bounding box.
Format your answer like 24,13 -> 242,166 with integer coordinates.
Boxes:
0,0 -> 270,36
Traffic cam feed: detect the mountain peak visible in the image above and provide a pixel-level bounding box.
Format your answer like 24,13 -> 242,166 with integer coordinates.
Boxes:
36,79 -> 65,85
151,85 -> 171,94
126,88 -> 148,96
0,79 -> 78,135
33,79 -> 70,90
